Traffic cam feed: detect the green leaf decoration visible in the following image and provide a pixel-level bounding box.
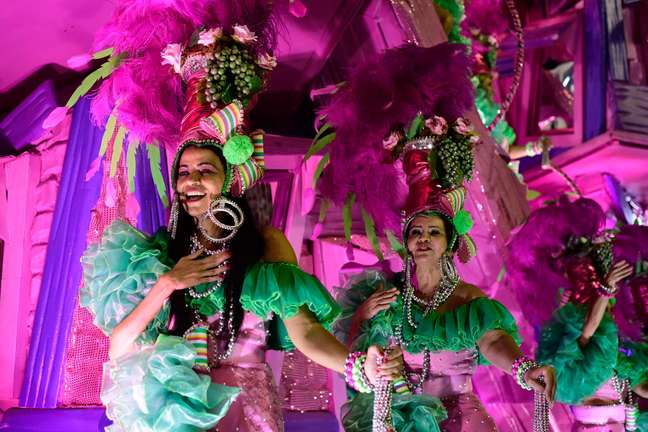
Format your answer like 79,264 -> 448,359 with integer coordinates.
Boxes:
361,208 -> 384,261
343,192 -> 356,241
304,127 -> 335,161
221,83 -> 234,104
314,121 -> 332,140
428,150 -> 439,179
99,114 -> 117,158
385,229 -> 405,258
248,75 -> 263,93
66,53 -> 125,109
146,143 -> 169,207
92,47 -> 114,60
109,126 -> 126,178
406,113 -> 424,140
318,198 -> 331,223
312,153 -> 330,188
526,189 -> 541,201
126,138 -> 140,193
496,265 -> 506,283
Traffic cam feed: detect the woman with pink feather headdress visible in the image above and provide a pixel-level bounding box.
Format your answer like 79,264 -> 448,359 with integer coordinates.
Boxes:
507,197 -> 648,431
74,1 -> 404,431
323,43 -> 556,432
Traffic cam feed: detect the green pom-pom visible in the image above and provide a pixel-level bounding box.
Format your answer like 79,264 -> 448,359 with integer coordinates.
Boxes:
223,134 -> 253,165
453,210 -> 474,236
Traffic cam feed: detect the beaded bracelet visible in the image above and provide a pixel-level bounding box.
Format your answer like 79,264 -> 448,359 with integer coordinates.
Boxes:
344,352 -> 373,393
354,354 -> 374,393
597,282 -> 618,297
344,351 -> 364,391
511,355 -> 538,391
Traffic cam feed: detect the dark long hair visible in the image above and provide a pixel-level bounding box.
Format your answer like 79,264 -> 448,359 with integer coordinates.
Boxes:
167,146 -> 265,340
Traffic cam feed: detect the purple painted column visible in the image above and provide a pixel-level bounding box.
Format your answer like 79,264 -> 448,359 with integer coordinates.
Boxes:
19,96 -> 104,408
584,0 -> 607,141
135,145 -> 169,235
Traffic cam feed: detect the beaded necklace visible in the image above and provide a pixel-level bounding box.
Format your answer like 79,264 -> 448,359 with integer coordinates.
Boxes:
184,231 -> 237,364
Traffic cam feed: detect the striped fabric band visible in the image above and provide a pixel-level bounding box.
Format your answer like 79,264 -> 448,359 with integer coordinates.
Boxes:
200,101 -> 243,143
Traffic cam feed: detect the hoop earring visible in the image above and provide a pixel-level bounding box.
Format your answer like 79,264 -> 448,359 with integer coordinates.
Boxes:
404,252 -> 414,289
197,197 -> 245,244
440,253 -> 459,285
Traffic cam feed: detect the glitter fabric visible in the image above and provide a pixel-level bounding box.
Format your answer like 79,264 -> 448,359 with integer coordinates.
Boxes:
280,351 -> 331,412
407,349 -> 497,432
209,311 -> 284,431
59,137 -> 137,406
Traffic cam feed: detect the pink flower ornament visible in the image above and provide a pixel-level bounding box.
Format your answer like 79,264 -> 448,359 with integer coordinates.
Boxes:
425,116 -> 448,135
454,117 -> 473,134
161,43 -> 183,74
382,132 -> 400,150
232,25 -> 258,44
257,53 -> 277,70
198,27 -> 223,46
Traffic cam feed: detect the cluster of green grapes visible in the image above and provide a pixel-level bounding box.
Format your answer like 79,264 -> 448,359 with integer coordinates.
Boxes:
593,242 -> 614,278
204,40 -> 263,107
437,133 -> 474,188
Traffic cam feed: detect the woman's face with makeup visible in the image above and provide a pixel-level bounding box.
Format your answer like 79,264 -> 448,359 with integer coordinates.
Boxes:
175,146 -> 226,216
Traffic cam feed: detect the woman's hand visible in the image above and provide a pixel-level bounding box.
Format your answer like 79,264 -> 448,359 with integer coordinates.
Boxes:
525,364 -> 557,403
364,345 -> 404,385
604,260 -> 633,292
161,250 -> 230,291
354,285 -> 399,322
633,381 -> 648,399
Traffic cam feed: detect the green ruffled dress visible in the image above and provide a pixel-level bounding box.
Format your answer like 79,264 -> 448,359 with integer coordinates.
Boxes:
536,302 -> 648,430
536,302 -> 648,405
81,221 -> 340,432
334,271 -> 520,432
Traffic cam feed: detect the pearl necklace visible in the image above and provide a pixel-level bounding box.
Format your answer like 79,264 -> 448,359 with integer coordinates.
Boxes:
187,233 -> 236,362
187,233 -> 229,299
395,257 -> 459,393
208,300 -> 237,363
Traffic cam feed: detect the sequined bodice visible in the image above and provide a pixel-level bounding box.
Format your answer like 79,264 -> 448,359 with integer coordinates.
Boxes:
207,311 -> 269,366
404,349 -> 478,397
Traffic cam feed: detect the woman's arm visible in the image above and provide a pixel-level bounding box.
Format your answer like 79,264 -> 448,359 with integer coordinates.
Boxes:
109,250 -> 229,359
477,329 -> 523,372
634,381 -> 648,399
109,276 -> 176,359
262,228 -> 402,381
284,306 -> 348,373
465,283 -> 555,401
346,286 -> 399,348
284,306 -> 402,381
579,296 -> 609,347
579,260 -> 633,347
478,328 -> 556,401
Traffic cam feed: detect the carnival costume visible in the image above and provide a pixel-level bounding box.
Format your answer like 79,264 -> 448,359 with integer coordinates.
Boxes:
314,43 -> 530,432
76,2 -> 345,431
508,198 -> 648,431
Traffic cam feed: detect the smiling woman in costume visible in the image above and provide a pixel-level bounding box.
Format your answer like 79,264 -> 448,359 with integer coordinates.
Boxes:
317,43 -> 557,431
508,198 -> 648,432
77,1 -> 402,431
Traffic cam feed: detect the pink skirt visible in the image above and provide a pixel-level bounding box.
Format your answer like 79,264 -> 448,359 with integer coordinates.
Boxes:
439,393 -> 498,432
571,404 -> 626,432
210,362 -> 284,432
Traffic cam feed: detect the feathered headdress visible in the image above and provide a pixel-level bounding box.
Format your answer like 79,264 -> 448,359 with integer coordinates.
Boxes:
612,224 -> 648,340
57,0 -> 276,198
507,197 -> 648,340
309,43 -> 477,262
507,198 -> 606,327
